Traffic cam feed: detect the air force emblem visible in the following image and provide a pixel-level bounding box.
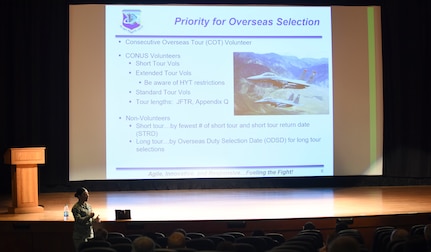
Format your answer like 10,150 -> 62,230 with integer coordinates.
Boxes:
122,10 -> 142,32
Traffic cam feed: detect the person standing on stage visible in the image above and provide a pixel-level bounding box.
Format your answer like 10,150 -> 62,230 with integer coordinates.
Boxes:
72,187 -> 100,251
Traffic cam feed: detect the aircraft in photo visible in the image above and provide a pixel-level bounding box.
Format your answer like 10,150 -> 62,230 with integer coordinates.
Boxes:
247,70 -> 316,89
255,93 -> 300,107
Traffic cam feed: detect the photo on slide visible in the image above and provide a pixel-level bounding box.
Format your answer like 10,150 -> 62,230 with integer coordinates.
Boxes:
233,52 -> 330,115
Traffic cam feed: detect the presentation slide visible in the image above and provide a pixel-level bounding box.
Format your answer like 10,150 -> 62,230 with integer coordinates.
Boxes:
69,5 -> 383,181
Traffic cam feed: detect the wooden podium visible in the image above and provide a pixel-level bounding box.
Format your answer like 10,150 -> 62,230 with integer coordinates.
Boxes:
4,147 -> 46,214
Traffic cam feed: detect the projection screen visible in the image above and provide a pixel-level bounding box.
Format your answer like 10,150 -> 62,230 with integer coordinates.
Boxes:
69,4 -> 383,181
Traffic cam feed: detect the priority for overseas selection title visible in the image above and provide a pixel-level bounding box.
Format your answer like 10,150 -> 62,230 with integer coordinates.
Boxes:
174,17 -> 321,27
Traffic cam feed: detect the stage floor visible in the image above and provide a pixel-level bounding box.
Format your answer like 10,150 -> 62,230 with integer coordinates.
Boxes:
1,185 -> 431,222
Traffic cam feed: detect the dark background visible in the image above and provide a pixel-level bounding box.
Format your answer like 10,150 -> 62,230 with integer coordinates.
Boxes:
1,0 -> 430,194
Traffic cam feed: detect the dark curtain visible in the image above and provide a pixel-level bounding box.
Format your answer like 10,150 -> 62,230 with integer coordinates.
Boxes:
1,0 -> 431,194
0,1 -> 69,192
381,0 -> 431,177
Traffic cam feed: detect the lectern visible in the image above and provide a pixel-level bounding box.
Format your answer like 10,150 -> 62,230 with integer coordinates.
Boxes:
4,147 -> 46,214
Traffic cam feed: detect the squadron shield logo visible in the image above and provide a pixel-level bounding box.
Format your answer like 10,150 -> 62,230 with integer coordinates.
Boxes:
122,10 -> 142,32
